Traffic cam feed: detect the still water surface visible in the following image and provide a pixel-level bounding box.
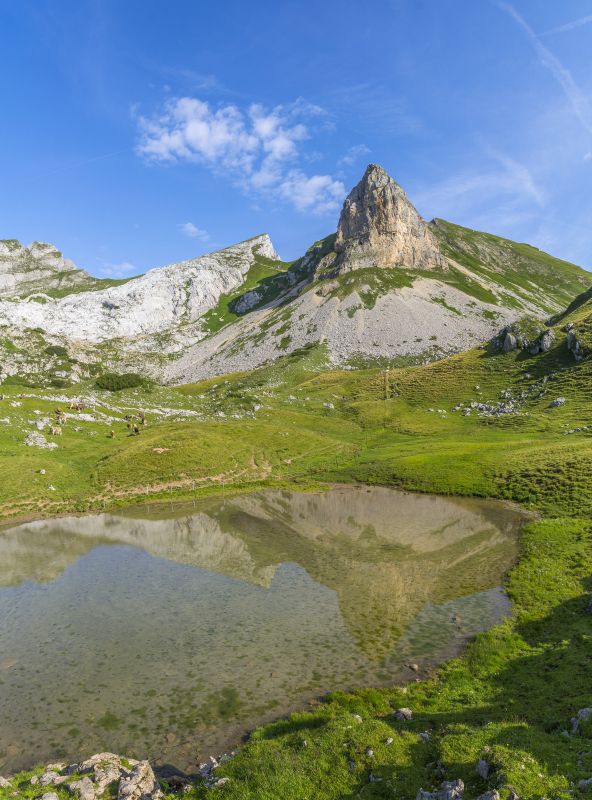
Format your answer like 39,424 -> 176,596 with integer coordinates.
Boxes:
0,486 -> 524,772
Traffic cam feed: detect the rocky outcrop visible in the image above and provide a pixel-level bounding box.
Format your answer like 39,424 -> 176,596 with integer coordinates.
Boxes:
528,328 -> 555,355
567,329 -> 583,361
0,240 -> 91,298
334,164 -> 447,272
20,754 -> 163,800
502,331 -> 518,352
0,234 -> 279,343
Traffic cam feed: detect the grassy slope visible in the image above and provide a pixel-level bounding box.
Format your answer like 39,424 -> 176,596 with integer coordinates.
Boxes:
1,337 -> 592,798
432,219 -> 591,313
200,253 -> 292,335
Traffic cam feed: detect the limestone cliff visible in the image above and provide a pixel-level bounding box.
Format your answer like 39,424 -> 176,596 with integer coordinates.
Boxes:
334,163 -> 447,272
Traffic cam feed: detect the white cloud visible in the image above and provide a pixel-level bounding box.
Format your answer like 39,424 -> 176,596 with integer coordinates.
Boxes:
338,144 -> 371,168
278,171 -> 345,214
98,261 -> 138,279
178,222 -> 209,240
498,3 -> 592,136
136,97 -> 345,214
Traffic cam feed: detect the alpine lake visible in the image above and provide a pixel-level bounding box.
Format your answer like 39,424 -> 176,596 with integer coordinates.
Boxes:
0,485 -> 526,774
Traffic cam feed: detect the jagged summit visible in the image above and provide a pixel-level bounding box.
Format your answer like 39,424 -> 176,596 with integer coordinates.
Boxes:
334,163 -> 447,272
0,239 -> 91,297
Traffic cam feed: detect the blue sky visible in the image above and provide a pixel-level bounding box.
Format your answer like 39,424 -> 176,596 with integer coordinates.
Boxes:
1,0 -> 591,277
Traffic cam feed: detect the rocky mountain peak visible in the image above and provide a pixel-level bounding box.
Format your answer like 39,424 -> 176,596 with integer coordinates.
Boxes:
0,239 -> 90,297
334,163 -> 447,272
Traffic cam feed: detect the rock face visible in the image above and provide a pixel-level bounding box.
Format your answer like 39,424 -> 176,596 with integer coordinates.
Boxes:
334,164 -> 447,272
0,240 -> 91,298
0,234 -> 279,343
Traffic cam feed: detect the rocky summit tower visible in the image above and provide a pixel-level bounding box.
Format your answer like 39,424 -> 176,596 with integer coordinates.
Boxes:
334,163 -> 446,272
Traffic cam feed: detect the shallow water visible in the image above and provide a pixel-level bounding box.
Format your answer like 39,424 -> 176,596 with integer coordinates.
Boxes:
0,486 -> 524,773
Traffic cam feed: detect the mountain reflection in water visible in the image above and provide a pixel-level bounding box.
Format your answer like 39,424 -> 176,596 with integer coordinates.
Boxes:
0,486 -> 524,773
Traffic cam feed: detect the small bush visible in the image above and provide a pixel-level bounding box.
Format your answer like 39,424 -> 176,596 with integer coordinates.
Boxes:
95,372 -> 146,391
45,344 -> 68,357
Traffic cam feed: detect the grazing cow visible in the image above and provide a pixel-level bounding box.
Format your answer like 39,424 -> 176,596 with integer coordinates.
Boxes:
132,424 -> 140,435
50,426 -> 62,436
109,430 -> 116,439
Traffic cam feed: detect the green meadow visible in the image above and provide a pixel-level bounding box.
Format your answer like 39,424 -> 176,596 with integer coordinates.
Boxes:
1,333 -> 591,800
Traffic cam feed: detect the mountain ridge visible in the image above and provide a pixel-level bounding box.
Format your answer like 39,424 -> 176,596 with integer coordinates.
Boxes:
0,164 -> 589,386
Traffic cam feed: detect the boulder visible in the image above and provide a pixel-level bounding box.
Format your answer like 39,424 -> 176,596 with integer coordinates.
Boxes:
548,397 -> 566,408
79,753 -> 132,796
567,330 -> 583,361
68,777 -> 96,800
572,707 -> 592,733
395,707 -> 413,721
529,329 -> 555,355
476,759 -> 490,779
118,761 -> 162,800
416,778 -> 464,800
502,331 -> 518,353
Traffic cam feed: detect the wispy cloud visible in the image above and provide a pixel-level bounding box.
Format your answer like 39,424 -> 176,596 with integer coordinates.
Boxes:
413,147 -> 544,232
485,147 -> 545,205
98,261 -> 139,279
338,144 -> 371,168
498,2 -> 592,135
136,96 -> 345,215
178,222 -> 209,240
542,14 -> 592,36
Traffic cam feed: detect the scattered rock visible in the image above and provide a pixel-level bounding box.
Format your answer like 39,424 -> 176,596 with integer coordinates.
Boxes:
567,329 -> 583,361
24,432 -> 57,449
365,747 -> 374,758
578,778 -> 592,790
420,731 -> 431,742
572,708 -> 592,733
475,792 -> 500,800
395,707 -> 413,721
476,759 -> 490,779
385,737 -> 394,745
529,328 -> 555,355
0,777 -> 11,789
548,397 -> 566,408
79,753 -> 130,796
68,777 -> 96,800
408,663 -> 420,672
118,761 -> 162,800
416,778 -> 464,800
42,794 -> 60,800
502,331 -> 518,353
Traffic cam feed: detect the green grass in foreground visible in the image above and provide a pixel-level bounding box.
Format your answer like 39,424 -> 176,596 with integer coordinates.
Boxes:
0,340 -> 591,799
184,517 -> 592,800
